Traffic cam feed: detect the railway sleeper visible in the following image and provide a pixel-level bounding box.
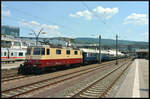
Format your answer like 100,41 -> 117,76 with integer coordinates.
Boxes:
85,90 -> 103,94
80,92 -> 99,98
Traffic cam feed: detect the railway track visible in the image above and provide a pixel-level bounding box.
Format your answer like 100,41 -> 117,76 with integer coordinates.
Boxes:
2,75 -> 30,82
1,58 -> 125,83
1,68 -> 30,83
1,58 -> 129,98
70,59 -> 132,98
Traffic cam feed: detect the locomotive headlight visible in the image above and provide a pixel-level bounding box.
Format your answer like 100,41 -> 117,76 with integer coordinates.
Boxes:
33,65 -> 37,67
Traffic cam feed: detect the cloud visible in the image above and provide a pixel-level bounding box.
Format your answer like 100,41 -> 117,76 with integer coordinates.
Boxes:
30,21 -> 40,26
69,10 -> 92,20
93,6 -> 119,20
41,24 -> 59,30
18,20 -> 60,37
2,4 -> 6,8
2,10 -> 11,17
69,6 -> 119,20
123,13 -> 148,25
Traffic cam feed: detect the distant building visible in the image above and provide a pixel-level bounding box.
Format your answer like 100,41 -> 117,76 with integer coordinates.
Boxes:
1,25 -> 20,37
136,49 -> 149,59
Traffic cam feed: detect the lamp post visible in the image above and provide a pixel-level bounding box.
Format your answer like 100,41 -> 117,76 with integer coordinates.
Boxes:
29,28 -> 46,46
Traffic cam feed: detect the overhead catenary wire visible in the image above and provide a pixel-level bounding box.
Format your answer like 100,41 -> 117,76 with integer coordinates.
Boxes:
2,17 -> 61,38
33,3 -> 84,30
4,6 -> 80,37
81,2 -> 116,35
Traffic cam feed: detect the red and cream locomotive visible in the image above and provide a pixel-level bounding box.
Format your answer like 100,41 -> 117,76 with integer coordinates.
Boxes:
18,46 -> 83,74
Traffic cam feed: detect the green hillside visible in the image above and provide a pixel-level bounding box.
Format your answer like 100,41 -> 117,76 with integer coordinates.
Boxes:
74,38 -> 148,46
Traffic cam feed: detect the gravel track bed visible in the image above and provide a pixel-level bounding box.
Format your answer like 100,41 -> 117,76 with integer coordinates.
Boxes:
2,69 -> 18,76
26,59 -> 130,98
1,59 -> 127,97
50,60 -> 131,98
2,60 -> 117,98
2,60 -> 118,91
106,60 -> 132,97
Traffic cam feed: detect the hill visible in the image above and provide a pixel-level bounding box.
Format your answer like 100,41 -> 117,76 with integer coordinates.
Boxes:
74,37 -> 148,47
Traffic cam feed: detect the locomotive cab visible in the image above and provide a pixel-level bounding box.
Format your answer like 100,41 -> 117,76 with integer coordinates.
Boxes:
18,46 -> 45,74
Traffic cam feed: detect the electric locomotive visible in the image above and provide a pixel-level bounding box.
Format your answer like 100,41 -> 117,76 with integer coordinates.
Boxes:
18,46 -> 83,74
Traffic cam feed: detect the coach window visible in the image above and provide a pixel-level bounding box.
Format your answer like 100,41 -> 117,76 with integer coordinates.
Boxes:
19,52 -> 23,56
66,50 -> 70,55
56,49 -> 61,54
74,51 -> 78,55
4,52 -> 7,56
41,48 -> 45,55
11,52 -> 13,56
14,52 -> 17,56
47,49 -> 50,55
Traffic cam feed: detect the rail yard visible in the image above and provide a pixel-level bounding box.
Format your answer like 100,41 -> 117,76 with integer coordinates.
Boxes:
1,27 -> 149,98
1,57 -> 149,98
1,1 -> 149,98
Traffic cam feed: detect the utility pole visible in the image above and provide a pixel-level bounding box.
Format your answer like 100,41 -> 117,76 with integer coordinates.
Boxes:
116,34 -> 118,65
99,35 -> 101,64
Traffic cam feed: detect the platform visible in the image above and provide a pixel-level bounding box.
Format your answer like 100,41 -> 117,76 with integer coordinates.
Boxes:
1,61 -> 24,70
113,59 -> 149,98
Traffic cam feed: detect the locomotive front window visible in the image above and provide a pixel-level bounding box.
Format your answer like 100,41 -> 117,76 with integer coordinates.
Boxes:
33,48 -> 45,55
33,48 -> 41,55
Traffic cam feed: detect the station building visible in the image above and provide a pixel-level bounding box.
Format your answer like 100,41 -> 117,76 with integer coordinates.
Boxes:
136,49 -> 149,59
1,25 -> 20,37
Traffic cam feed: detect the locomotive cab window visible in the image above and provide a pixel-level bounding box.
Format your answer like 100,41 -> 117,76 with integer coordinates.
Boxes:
56,49 -> 61,54
47,49 -> 50,55
41,48 -> 45,55
74,51 -> 78,55
66,50 -> 70,55
33,48 -> 45,55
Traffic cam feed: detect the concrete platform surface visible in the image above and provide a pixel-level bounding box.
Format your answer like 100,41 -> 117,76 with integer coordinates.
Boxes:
114,59 -> 149,98
1,61 -> 24,70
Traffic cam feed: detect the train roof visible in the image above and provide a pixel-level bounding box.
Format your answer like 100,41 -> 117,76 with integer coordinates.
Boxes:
108,50 -> 124,56
27,45 -> 80,50
1,47 -> 26,51
80,48 -> 124,56
79,48 -> 109,54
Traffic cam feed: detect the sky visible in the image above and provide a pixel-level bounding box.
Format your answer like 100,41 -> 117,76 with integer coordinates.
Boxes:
2,1 -> 149,42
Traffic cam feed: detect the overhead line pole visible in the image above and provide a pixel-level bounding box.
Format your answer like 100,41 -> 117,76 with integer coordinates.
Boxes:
116,34 -> 118,65
99,35 -> 101,64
